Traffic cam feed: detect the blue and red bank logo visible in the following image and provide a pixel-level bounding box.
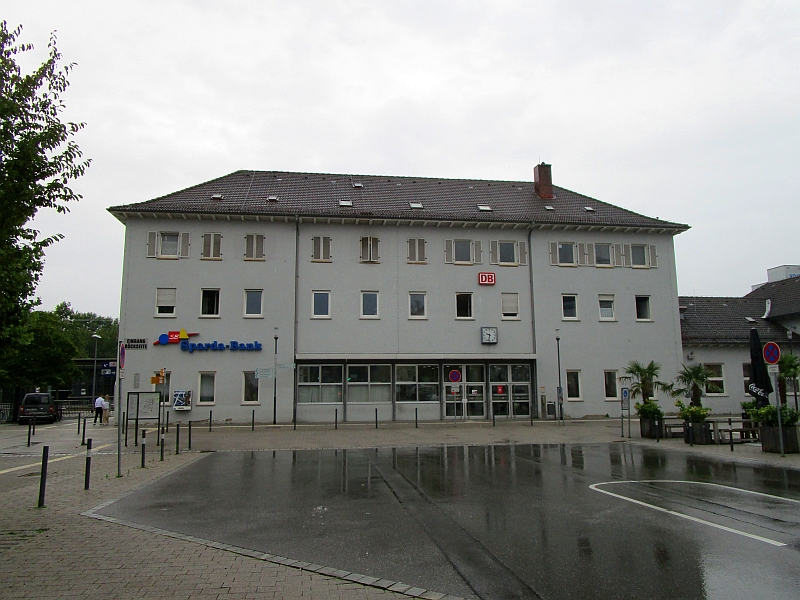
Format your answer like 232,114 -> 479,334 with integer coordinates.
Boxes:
153,328 -> 262,353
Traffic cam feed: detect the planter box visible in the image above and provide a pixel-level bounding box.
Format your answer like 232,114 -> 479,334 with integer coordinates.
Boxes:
683,421 -> 713,444
759,426 -> 800,454
640,417 -> 664,439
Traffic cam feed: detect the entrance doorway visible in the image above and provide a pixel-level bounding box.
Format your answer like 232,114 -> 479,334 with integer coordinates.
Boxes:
444,365 -> 485,418
489,364 -> 531,418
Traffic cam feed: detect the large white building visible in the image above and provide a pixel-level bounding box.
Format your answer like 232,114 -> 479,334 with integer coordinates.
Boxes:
110,164 -> 689,424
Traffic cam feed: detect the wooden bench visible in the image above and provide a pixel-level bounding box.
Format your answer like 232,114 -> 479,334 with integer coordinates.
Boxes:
664,421 -> 685,438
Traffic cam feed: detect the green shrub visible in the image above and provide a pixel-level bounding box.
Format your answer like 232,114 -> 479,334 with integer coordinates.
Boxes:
635,399 -> 664,419
675,400 -> 711,423
748,404 -> 800,427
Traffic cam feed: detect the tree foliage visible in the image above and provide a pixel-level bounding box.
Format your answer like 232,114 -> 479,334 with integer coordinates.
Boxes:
671,363 -> 721,407
619,360 -> 670,403
54,301 -> 119,358
0,22 -> 90,378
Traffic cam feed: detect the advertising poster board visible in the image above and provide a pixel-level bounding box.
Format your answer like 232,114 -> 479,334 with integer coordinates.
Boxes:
173,390 -> 192,411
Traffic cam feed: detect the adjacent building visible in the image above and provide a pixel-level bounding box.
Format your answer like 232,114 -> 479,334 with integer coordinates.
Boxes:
110,164 -> 689,423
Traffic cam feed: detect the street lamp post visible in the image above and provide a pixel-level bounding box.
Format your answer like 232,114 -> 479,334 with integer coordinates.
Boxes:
555,329 -> 563,422
91,334 -> 102,399
273,327 -> 279,425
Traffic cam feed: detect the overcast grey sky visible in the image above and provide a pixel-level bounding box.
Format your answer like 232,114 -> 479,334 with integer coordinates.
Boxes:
8,0 -> 800,318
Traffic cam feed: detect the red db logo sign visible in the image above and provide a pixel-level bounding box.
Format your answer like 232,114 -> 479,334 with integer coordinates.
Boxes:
479,272 -> 496,285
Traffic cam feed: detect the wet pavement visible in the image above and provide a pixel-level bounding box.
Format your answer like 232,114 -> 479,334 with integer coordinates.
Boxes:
97,443 -> 800,600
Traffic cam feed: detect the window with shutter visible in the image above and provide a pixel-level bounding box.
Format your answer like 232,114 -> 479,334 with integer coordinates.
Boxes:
212,233 -> 222,258
204,233 -> 213,258
416,238 -> 425,262
550,242 -> 559,266
156,288 -> 177,316
585,243 -> 594,266
322,236 -> 331,260
497,241 -> 517,265
577,243 -> 587,266
245,235 -> 254,259
444,240 -> 454,264
501,293 -> 519,319
255,234 -> 264,259
360,237 -> 379,262
490,241 -> 499,265
202,233 -> 223,259
407,239 -> 416,262
622,244 -> 632,267
147,232 -> 157,257
453,239 -> 471,263
473,240 -> 482,264
159,232 -> 180,258
649,245 -> 658,268
518,241 -> 528,266
557,242 -> 575,265
631,244 -> 647,267
614,244 -> 624,267
312,236 -> 331,261
595,244 -> 612,266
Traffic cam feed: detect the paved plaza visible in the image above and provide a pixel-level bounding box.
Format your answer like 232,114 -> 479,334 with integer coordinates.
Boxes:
2,417 -> 799,599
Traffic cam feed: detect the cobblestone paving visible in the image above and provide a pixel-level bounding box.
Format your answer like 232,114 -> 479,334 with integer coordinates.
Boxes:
1,418 -> 798,599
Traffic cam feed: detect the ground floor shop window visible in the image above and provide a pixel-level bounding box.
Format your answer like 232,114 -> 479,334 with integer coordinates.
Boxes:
298,365 -> 343,403
396,364 -> 440,402
489,364 -> 531,417
199,372 -> 215,403
243,371 -> 258,403
348,364 -> 392,402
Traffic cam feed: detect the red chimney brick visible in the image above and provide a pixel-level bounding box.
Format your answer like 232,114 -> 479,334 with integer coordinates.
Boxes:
534,163 -> 553,199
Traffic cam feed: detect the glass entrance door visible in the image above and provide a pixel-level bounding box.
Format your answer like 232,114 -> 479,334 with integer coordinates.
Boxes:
444,365 -> 485,419
490,364 -> 531,418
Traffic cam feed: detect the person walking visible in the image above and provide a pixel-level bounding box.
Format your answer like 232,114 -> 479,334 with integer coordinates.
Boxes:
102,395 -> 110,425
94,395 -> 104,425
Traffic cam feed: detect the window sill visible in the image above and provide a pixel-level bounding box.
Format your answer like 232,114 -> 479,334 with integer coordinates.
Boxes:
636,319 -> 654,323
455,317 -> 475,321
243,258 -> 265,262
201,257 -> 223,261
453,261 -> 474,266
561,317 -> 580,322
199,315 -> 221,319
197,402 -> 215,406
409,316 -> 428,320
241,403 -> 261,406
631,265 -> 650,269
599,318 -> 617,322
407,261 -> 427,265
501,316 -> 521,321
497,262 -> 519,267
244,315 -> 264,319
567,398 -> 583,402
155,314 -> 176,318
310,259 -> 332,263
558,263 -> 577,267
595,263 -> 614,268
156,256 -> 179,260
311,316 -> 331,320
360,316 -> 380,320
360,261 -> 381,264
604,397 -> 619,402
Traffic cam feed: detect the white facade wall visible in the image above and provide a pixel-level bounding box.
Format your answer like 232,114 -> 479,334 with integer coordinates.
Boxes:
680,346 -> 752,415
530,231 -> 683,418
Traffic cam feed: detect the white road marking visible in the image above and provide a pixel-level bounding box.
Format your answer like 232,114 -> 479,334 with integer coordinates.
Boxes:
589,480 -> 790,547
0,444 -> 114,475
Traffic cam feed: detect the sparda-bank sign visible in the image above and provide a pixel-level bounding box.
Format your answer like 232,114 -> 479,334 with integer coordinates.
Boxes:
153,329 -> 262,353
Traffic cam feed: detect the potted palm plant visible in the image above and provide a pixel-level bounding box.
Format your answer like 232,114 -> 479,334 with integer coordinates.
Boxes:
620,361 -> 670,438
778,354 -> 800,409
669,364 -> 720,444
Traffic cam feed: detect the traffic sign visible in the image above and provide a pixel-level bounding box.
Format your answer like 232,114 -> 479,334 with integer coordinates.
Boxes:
621,387 -> 630,410
767,364 -> 780,374
119,343 -> 125,368
763,342 -> 781,365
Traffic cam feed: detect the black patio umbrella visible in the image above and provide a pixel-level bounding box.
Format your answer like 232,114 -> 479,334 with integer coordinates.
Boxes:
748,328 -> 773,408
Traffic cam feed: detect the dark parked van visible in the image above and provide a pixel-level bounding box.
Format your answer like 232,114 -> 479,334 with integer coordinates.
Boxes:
18,393 -> 60,424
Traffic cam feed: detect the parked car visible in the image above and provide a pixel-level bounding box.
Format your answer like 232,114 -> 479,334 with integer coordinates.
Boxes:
18,393 -> 60,424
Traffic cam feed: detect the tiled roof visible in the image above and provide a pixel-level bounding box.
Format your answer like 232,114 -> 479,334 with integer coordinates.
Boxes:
108,170 -> 689,231
679,296 -> 788,345
743,276 -> 800,319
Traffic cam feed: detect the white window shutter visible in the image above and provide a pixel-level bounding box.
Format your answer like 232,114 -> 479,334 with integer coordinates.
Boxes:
501,292 -> 519,315
371,237 -> 379,261
577,242 -> 587,266
213,234 -> 221,258
418,239 -> 426,262
585,243 -> 594,266
255,234 -> 264,259
518,241 -> 528,266
489,241 -> 499,265
147,232 -> 157,257
649,244 -> 658,268
313,236 -> 321,260
322,237 -> 331,260
622,244 -> 631,267
156,287 -> 176,306
444,240 -> 453,263
245,234 -> 254,259
407,239 -> 416,262
360,237 -> 368,261
179,233 -> 190,258
550,242 -> 558,266
614,244 -> 623,267
473,240 -> 482,264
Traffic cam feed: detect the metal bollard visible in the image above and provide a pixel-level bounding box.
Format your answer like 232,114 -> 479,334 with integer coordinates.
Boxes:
176,422 -> 180,455
729,417 -> 734,452
81,417 -> 87,446
375,408 -> 378,429
78,412 -> 82,434
188,421 -> 192,450
38,445 -> 49,507
415,407 -> 418,428
141,430 -> 146,468
656,418 -> 660,443
689,421 -> 694,447
252,409 -> 255,431
27,420 -> 32,447
209,410 -> 212,432
32,415 -> 36,436
124,413 -> 128,447
160,427 -> 165,461
493,412 -> 496,427
335,408 -> 338,430
85,439 -> 92,490
165,411 -> 169,433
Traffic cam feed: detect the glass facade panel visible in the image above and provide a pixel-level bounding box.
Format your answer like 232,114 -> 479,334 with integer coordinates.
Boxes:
490,364 -> 508,382
298,364 -> 343,403
348,386 -> 369,402
298,366 -> 319,383
348,365 -> 369,383
419,365 -> 439,382
511,364 -> 530,382
466,364 -> 484,382
397,384 -> 417,402
199,373 -> 215,403
419,384 -> 440,402
321,365 -> 342,384
243,372 -> 258,403
371,364 -> 392,383
396,365 -> 416,382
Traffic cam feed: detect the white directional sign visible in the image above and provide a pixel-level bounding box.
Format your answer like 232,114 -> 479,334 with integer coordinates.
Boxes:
255,368 -> 275,379
767,364 -> 780,374
278,363 -> 296,369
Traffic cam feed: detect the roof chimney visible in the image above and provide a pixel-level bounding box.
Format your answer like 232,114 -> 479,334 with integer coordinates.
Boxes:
534,163 -> 553,199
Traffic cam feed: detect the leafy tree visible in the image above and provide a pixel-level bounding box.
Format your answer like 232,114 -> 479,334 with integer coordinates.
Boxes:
778,354 -> 800,406
3,311 -> 80,388
54,302 -> 118,357
671,363 -> 721,407
0,22 -> 90,383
